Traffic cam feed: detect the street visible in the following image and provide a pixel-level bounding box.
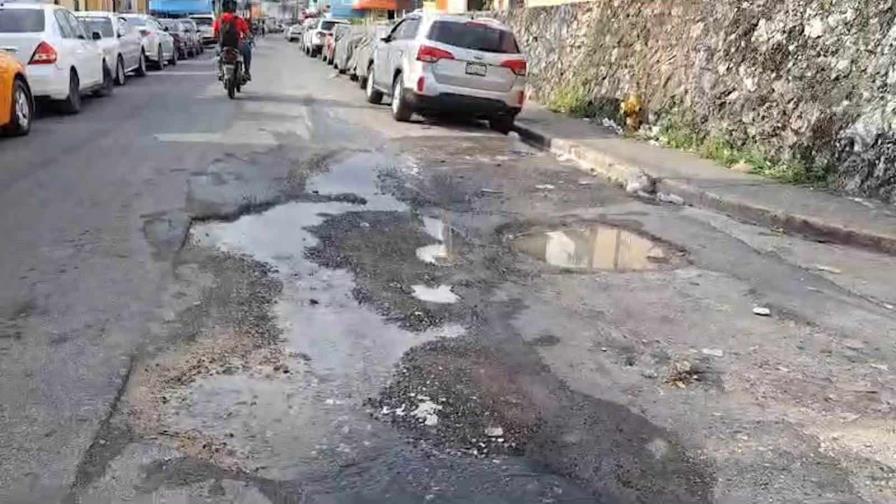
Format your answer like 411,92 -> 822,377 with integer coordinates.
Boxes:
2,37 -> 896,504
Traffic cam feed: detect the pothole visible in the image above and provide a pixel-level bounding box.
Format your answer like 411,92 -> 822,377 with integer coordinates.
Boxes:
511,223 -> 685,272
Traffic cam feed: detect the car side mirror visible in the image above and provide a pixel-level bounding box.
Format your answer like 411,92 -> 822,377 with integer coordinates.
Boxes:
380,35 -> 390,43
163,26 -> 169,32
92,31 -> 102,40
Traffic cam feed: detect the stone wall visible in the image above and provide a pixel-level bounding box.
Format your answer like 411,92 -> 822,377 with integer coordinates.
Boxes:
496,1 -> 896,202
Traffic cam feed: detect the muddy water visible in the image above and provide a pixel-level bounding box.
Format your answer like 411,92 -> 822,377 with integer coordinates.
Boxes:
165,153 -> 597,502
512,224 -> 676,272
176,154 -> 439,479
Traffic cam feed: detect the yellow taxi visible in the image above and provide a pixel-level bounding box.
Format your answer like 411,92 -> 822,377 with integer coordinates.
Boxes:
0,48 -> 33,136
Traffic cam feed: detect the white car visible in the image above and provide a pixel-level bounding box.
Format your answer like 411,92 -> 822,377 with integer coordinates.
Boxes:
76,11 -> 146,85
0,2 -> 112,114
121,14 -> 175,69
285,24 -> 302,42
302,18 -> 347,57
366,14 -> 526,133
189,14 -> 214,45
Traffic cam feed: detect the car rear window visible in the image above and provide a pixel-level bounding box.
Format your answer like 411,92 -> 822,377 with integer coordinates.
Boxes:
0,9 -> 45,33
191,16 -> 212,26
320,20 -> 340,31
427,20 -> 519,54
82,17 -> 114,38
125,17 -> 146,27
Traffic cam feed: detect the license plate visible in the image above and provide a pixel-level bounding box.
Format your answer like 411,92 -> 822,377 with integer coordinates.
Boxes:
465,62 -> 487,76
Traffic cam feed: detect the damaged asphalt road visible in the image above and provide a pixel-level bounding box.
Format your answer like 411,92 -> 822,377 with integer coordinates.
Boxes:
5,40 -> 896,504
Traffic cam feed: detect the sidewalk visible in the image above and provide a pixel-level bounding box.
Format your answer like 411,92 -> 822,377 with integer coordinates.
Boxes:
514,104 -> 896,254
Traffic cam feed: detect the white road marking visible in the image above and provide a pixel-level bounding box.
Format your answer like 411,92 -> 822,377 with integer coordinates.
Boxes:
149,71 -> 217,76
154,118 -> 309,145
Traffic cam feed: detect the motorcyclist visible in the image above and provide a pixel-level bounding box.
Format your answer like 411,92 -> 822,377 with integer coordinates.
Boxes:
213,0 -> 252,80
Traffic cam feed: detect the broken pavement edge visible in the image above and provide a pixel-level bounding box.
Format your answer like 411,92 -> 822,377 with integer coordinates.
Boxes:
513,117 -> 896,255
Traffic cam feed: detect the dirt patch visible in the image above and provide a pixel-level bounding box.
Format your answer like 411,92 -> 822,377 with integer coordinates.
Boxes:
367,338 -> 540,457
126,249 -> 285,471
305,211 -> 471,331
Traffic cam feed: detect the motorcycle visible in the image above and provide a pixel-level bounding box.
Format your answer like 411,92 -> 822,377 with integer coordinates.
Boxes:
218,46 -> 248,99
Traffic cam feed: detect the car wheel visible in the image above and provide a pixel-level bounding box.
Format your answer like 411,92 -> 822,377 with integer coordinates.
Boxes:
488,115 -> 515,135
135,51 -> 147,77
155,46 -> 164,70
94,63 -> 114,97
169,49 -> 177,66
57,70 -> 81,114
391,74 -> 412,122
365,64 -> 382,104
114,56 -> 126,86
4,77 -> 32,136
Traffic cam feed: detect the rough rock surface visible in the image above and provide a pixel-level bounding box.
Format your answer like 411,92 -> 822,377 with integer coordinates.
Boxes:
497,1 -> 896,202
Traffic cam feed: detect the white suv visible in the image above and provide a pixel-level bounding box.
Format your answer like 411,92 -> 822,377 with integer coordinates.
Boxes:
0,3 -> 112,114
365,14 -> 526,133
303,18 -> 348,57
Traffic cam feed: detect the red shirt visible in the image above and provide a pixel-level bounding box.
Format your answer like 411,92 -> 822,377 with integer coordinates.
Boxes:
212,13 -> 250,40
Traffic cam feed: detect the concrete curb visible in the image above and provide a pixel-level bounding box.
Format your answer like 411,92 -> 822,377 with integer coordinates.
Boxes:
514,121 -> 896,255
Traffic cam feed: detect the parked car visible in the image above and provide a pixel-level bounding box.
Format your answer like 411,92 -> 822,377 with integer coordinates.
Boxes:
332,25 -> 364,74
0,48 -> 32,135
189,13 -> 214,45
366,14 -> 526,133
285,23 -> 302,42
76,11 -> 145,85
178,18 -> 203,55
159,19 -> 192,59
297,18 -> 315,49
352,23 -> 391,88
0,2 -> 112,114
323,23 -> 350,65
303,18 -> 347,57
122,14 -> 175,69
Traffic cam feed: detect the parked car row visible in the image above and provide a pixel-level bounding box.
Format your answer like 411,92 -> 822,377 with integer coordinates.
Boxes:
300,13 -> 527,134
0,2 -> 210,136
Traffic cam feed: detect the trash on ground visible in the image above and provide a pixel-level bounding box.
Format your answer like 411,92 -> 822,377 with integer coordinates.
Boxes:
484,426 -> 504,437
666,360 -> 701,388
535,184 -> 556,190
752,307 -> 771,316
657,193 -> 685,205
411,398 -> 442,427
701,348 -> 724,357
480,188 -> 502,194
814,265 -> 842,274
869,363 -> 889,372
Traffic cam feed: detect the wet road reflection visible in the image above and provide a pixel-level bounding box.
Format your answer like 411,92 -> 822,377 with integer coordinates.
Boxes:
513,224 -> 673,272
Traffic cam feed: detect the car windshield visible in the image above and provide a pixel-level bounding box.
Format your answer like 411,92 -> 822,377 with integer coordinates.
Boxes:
125,17 -> 146,27
427,20 -> 519,53
320,20 -> 339,31
160,20 -> 179,31
191,16 -> 212,26
0,9 -> 45,33
81,17 -> 114,38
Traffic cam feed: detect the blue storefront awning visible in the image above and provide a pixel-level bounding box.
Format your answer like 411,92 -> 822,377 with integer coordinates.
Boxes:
149,0 -> 213,15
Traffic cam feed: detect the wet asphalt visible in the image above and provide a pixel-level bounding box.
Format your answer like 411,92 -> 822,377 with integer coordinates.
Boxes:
2,38 -> 896,504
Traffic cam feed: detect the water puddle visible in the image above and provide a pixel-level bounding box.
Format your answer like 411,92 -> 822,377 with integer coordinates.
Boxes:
411,284 -> 459,304
168,152 -> 455,479
415,214 -> 456,265
512,224 -> 679,272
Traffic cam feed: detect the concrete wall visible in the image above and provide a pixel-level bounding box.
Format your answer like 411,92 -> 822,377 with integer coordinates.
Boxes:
497,1 -> 896,203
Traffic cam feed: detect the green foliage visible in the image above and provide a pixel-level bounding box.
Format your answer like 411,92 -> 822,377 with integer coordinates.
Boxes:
547,82 -> 593,117
547,82 -> 623,127
656,109 -> 825,185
